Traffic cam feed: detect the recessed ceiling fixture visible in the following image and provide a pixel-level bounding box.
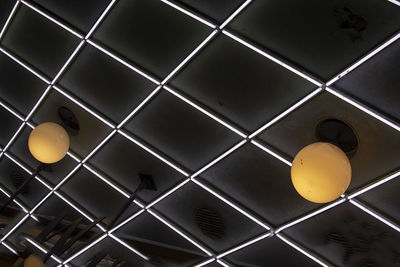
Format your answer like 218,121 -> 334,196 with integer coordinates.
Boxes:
291,119 -> 357,203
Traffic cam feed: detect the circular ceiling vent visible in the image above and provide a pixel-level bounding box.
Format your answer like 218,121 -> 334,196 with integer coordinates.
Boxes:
195,208 -> 225,240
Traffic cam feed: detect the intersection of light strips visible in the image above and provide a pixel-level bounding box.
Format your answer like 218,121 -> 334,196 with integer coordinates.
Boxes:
0,0 -> 399,266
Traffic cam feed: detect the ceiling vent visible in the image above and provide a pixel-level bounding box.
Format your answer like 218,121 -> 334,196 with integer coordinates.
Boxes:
195,208 -> 225,240
10,171 -> 30,195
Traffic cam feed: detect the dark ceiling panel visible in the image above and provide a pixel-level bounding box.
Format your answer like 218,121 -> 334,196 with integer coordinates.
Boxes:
259,92 -> 400,192
58,43 -> 156,124
0,0 -> 15,30
1,5 -> 80,78
225,236 -> 316,267
114,212 -> 208,266
200,143 -> 320,226
93,0 -> 211,78
125,91 -> 242,171
89,134 -> 185,203
0,106 -> 20,147
31,0 -> 110,33
335,39 -> 400,123
229,0 -> 400,79
0,52 -> 47,116
154,182 -> 265,253
170,34 -> 316,132
174,0 -> 245,23
283,202 -> 400,267
30,89 -> 113,158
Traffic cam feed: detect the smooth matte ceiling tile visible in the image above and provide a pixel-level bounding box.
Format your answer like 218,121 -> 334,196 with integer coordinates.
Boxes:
154,182 -> 265,252
0,52 -> 47,116
125,91 -> 242,171
230,0 -> 400,79
2,5 -> 80,78
259,92 -> 400,192
170,34 -> 316,132
335,39 -> 400,123
59,44 -> 156,123
283,203 -> 400,267
90,134 -> 185,203
174,0 -> 245,23
31,0 -> 110,33
201,144 -> 320,226
93,0 -> 211,78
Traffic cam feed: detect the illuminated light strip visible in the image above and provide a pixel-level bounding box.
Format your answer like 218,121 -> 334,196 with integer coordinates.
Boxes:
0,122 -> 25,157
0,185 -> 29,213
327,31 -> 400,86
85,0 -> 117,39
277,234 -> 330,267
191,178 -> 271,230
0,47 -> 51,84
219,0 -> 253,29
164,86 -> 247,138
326,87 -> 400,132
53,86 -> 115,128
194,258 -> 215,267
20,0 -> 83,39
161,30 -> 218,85
86,40 -> 160,85
118,130 -> 189,176
145,178 -> 190,209
350,199 -> 400,233
51,40 -> 85,84
223,30 -> 322,86
249,88 -> 323,138
82,130 -> 117,163
83,164 -> 130,198
191,140 -> 247,179
25,85 -> 52,121
25,237 -> 62,263
387,0 -> 400,6
117,86 -> 162,129
1,241 -> 18,255
0,99 -> 25,121
274,198 -> 346,233
108,209 -> 145,234
0,0 -> 19,39
108,233 -> 150,260
1,214 -> 29,241
251,140 -> 292,166
30,191 -> 53,214
52,164 -> 82,191
63,233 -> 107,264
160,0 -> 216,28
67,151 -> 81,163
348,169 -> 400,199
217,232 -> 272,259
216,259 -> 230,267
147,209 -> 213,256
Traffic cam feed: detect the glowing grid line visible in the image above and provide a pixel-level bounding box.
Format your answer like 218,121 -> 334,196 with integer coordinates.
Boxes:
0,0 -> 398,266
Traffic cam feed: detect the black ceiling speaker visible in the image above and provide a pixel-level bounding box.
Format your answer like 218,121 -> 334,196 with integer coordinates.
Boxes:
195,208 -> 225,240
58,106 -> 80,136
316,119 -> 358,157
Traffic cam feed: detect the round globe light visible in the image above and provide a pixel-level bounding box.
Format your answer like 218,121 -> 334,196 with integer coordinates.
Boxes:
291,142 -> 351,203
28,122 -> 70,164
23,254 -> 44,267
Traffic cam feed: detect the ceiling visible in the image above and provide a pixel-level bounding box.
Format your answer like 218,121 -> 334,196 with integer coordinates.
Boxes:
0,0 -> 400,266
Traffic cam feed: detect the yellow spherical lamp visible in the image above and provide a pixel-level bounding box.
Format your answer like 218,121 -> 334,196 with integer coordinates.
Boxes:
28,122 -> 70,164
291,142 -> 351,203
23,254 -> 44,267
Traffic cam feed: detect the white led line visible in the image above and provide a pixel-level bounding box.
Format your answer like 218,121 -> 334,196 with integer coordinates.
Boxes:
108,233 -> 150,261
54,191 -> 97,225
194,258 -> 215,267
82,130 -> 117,163
0,0 -> 19,39
387,0 -> 400,6
85,0 -> 117,39
0,99 -> 25,121
277,234 -> 330,267
164,86 -> 247,138
350,199 -> 400,233
216,259 -> 230,267
21,0 -> 83,39
191,178 -> 271,230
160,0 -> 216,28
1,214 -> 29,241
219,0 -> 253,29
145,178 -> 190,209
63,233 -> 107,264
108,209 -> 145,234
25,237 -> 62,264
1,241 -> 18,255
327,31 -> 400,86
251,140 -> 292,166
0,122 -> 25,158
0,185 -> 29,213
222,30 -> 322,86
249,88 -> 323,138
326,87 -> 400,132
147,209 -> 213,257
